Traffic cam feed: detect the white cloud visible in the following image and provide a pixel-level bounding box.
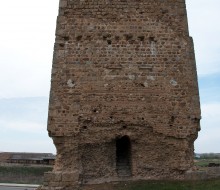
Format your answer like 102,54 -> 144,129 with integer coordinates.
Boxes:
186,0 -> 220,76
0,139 -> 56,154
0,49 -> 51,98
1,120 -> 45,133
0,117 -> 56,153
0,97 -> 55,153
195,103 -> 220,153
201,103 -> 220,122
0,0 -> 59,98
0,119 -> 56,153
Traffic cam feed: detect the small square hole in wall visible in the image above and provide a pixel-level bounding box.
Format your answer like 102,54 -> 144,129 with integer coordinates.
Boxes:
138,36 -> 145,41
124,34 -> 133,41
149,37 -> 156,42
107,40 -> 112,45
59,43 -> 65,47
76,35 -> 82,41
64,36 -> 69,41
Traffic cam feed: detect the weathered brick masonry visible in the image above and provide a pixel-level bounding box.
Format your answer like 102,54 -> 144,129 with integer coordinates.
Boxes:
42,0 -> 201,189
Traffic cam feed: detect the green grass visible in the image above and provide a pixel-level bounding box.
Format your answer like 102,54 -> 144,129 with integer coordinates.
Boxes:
0,165 -> 52,184
0,165 -> 52,175
195,159 -> 220,167
1,164 -> 220,189
83,179 -> 220,190
116,179 -> 220,190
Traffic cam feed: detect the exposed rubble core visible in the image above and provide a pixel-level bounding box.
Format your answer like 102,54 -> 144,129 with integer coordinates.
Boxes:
42,0 -> 201,189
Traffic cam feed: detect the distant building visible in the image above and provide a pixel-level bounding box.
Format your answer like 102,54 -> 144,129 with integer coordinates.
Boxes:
0,152 -> 55,165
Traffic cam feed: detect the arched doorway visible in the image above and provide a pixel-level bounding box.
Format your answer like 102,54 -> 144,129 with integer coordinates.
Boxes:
116,136 -> 132,177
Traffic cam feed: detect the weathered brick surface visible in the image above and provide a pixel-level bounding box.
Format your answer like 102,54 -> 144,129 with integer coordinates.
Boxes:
43,0 -> 201,188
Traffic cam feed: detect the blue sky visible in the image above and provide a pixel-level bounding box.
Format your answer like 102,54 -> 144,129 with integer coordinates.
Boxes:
0,0 -> 219,154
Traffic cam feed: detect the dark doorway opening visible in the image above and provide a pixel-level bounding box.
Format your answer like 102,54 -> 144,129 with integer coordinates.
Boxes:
116,136 -> 132,177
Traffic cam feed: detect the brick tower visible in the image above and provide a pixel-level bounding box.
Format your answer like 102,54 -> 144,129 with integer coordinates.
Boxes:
43,0 -> 201,189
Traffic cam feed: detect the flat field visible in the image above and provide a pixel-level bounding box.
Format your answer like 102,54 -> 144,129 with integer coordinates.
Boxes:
195,158 -> 220,167
1,164 -> 220,190
115,180 -> 220,190
81,179 -> 220,190
0,165 -> 52,184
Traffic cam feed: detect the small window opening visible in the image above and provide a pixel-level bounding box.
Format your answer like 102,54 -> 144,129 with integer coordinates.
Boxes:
124,34 -> 133,41
116,136 -> 132,177
103,34 -> 111,40
171,116 -> 175,122
107,40 -> 112,45
59,43 -> 65,47
138,36 -> 145,41
149,36 -> 156,42
93,108 -> 97,113
64,36 -> 69,41
64,11 -> 69,15
76,35 -> 82,41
